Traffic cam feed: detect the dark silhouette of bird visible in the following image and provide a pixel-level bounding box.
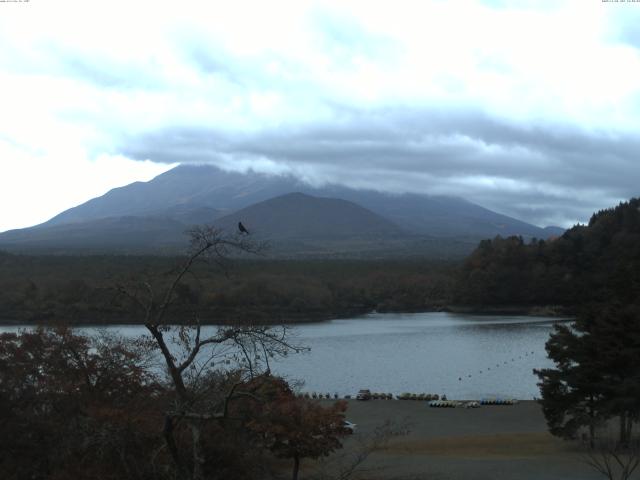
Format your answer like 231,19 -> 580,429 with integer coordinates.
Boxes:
238,221 -> 249,235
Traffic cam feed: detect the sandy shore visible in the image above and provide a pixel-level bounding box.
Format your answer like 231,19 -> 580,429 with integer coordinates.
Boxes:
310,400 -> 603,480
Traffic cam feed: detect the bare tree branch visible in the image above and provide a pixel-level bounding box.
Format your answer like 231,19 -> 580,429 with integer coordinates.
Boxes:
583,437 -> 640,480
115,224 -> 303,480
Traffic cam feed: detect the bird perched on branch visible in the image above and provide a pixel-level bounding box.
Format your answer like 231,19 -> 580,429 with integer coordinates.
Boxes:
238,221 -> 249,235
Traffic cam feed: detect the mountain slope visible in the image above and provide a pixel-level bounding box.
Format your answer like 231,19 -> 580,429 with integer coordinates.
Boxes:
0,216 -> 188,251
36,164 -> 555,238
308,186 -> 546,238
213,192 -> 403,240
44,166 -> 294,226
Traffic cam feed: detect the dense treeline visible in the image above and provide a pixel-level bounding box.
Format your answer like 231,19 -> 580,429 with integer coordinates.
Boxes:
0,253 -> 456,324
454,198 -> 640,310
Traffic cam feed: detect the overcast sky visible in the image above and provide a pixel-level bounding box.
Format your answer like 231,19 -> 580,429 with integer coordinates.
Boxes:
1,0 -> 640,232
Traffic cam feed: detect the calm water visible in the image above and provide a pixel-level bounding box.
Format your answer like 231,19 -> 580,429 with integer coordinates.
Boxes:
0,312 -> 566,399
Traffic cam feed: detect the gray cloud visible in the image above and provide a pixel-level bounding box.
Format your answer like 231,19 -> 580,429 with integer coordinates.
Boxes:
120,106 -> 640,228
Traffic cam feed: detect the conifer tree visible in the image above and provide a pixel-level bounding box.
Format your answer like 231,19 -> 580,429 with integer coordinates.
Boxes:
535,305 -> 640,446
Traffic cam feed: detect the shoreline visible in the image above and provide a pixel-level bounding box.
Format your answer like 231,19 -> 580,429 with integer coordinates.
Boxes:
0,304 -> 574,327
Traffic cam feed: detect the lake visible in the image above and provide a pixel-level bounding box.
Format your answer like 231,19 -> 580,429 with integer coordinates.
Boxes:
0,312 -> 566,399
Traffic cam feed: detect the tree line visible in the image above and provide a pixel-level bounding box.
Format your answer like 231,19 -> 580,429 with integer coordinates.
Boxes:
455,198 -> 640,310
0,253 -> 456,325
526,199 -> 640,479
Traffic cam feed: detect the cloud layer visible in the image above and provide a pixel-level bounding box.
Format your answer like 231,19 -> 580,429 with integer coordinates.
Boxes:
2,0 -> 640,231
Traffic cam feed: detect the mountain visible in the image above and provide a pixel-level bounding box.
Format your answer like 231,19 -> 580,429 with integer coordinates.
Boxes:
308,186 -> 548,238
213,193 -> 402,240
43,166 -> 294,226
0,192 -> 413,256
0,164 -> 564,257
38,165 -> 555,239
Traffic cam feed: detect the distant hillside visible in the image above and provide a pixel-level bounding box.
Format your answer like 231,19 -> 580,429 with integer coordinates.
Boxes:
42,166 -> 296,226
0,216 -> 188,252
315,186 -> 549,238
0,164 -> 563,256
542,226 -> 565,237
454,198 -> 640,309
214,192 -> 402,240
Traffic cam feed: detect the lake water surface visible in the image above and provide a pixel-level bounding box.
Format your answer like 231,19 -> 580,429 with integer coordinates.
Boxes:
1,312 -> 567,399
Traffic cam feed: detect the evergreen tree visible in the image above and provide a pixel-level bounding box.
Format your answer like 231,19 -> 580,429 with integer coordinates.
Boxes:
456,197 -> 640,309
535,305 -> 640,445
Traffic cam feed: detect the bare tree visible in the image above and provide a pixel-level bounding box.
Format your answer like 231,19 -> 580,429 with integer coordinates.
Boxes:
583,437 -> 640,480
117,226 -> 306,480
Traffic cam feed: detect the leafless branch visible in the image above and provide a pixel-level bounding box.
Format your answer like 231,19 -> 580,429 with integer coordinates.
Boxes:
583,437 -> 640,480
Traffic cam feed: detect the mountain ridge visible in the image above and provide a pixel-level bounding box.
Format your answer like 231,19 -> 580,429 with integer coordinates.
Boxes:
0,164 -> 564,257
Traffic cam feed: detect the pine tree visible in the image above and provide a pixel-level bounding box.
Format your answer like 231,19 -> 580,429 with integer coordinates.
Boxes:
535,305 -> 640,446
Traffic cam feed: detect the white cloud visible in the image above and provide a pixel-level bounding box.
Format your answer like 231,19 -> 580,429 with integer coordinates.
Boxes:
0,134 -> 174,232
1,0 -> 639,231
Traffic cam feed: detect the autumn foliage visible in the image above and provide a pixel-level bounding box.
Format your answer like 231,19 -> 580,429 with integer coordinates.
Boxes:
244,376 -> 350,480
0,328 -> 350,480
0,327 -> 163,479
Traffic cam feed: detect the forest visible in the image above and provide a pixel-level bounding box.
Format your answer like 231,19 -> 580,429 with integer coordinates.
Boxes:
1,198 -> 639,325
454,198 -> 640,311
0,253 -> 456,325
